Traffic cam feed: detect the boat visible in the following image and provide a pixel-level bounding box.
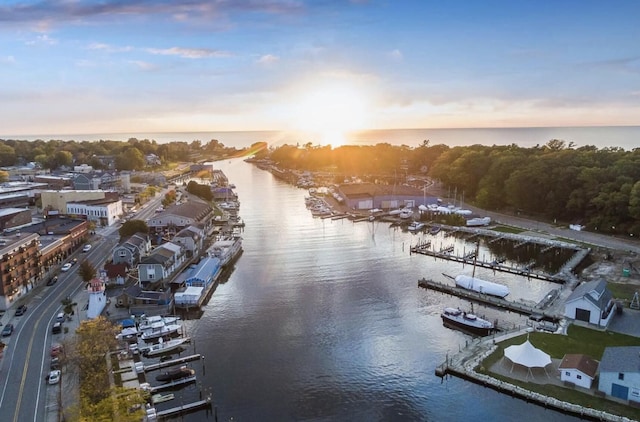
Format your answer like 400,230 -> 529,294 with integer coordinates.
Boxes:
151,393 -> 175,404
466,216 -> 491,227
455,274 -> 510,298
441,307 -> 494,336
138,315 -> 180,332
155,366 -> 196,383
142,337 -> 190,357
140,322 -> 182,341
207,236 -> 243,267
430,226 -> 441,235
407,221 -> 425,232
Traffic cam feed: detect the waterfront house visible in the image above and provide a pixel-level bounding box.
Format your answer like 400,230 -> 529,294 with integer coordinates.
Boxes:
138,242 -> 186,286
564,279 -> 615,327
336,183 -> 436,211
174,256 -> 222,308
147,199 -> 215,241
558,354 -> 599,389
172,224 -> 205,258
598,346 -> 640,404
112,233 -> 151,266
115,284 -> 173,316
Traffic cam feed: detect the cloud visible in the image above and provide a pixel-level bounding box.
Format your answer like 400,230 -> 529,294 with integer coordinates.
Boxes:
129,60 -> 158,71
389,49 -> 403,61
257,54 -> 279,65
25,34 -> 58,45
146,47 -> 230,59
0,0 -> 304,26
1,55 -> 16,64
87,42 -> 133,53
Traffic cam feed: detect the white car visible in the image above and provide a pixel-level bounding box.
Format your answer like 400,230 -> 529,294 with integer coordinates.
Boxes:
48,370 -> 61,385
82,244 -> 92,253
61,263 -> 72,272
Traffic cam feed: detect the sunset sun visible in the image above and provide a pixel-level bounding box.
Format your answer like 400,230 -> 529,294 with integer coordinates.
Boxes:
292,83 -> 369,147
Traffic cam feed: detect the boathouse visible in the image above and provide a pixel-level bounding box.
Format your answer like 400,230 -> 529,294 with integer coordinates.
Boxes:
336,183 -> 436,211
564,279 -> 615,327
598,346 -> 640,403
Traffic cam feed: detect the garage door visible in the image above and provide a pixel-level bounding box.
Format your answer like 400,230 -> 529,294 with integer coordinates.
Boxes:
575,308 -> 591,322
357,199 -> 373,210
611,383 -> 629,400
381,200 -> 399,209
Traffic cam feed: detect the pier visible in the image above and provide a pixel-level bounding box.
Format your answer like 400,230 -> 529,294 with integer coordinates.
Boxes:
410,246 -> 566,283
418,278 -> 561,322
147,375 -> 197,393
155,397 -> 213,420
143,354 -> 202,372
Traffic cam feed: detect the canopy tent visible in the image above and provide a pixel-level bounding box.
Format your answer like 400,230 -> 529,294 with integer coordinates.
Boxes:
503,338 -> 552,379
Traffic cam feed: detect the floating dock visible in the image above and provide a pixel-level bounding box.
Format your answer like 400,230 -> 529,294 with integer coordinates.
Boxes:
148,375 -> 197,393
144,354 -> 202,372
155,397 -> 213,420
418,278 -> 561,322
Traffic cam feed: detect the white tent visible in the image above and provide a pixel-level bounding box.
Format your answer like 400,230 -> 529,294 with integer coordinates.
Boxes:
503,338 -> 552,379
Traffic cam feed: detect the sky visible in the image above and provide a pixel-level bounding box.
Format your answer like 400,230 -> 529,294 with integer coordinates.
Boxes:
1,0 -> 639,138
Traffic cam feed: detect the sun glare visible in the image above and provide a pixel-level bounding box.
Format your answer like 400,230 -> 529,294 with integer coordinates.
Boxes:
292,83 -> 369,147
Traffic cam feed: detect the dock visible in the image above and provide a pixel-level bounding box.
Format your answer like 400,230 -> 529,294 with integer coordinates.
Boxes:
418,278 -> 561,322
410,246 -> 567,283
143,354 -> 202,372
155,397 -> 213,420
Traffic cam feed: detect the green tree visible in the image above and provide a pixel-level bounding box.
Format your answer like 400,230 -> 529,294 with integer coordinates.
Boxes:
78,260 -> 97,282
118,220 -> 149,239
115,147 -> 145,171
0,170 -> 9,183
0,143 -> 17,166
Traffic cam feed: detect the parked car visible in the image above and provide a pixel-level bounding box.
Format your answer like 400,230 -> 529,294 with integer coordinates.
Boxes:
46,276 -> 58,286
50,357 -> 60,370
71,258 -> 78,265
14,305 -> 27,316
52,322 -> 62,334
1,323 -> 14,336
48,370 -> 61,385
82,244 -> 92,253
61,263 -> 72,272
50,343 -> 64,357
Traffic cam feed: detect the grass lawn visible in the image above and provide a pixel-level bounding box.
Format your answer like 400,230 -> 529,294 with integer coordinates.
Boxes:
478,326 -> 640,420
608,282 -> 639,303
491,225 -> 526,234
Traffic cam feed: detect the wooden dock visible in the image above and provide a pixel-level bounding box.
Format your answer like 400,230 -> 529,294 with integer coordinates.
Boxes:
148,375 -> 197,393
156,397 -> 213,420
418,278 -> 561,322
410,245 -> 567,284
144,354 -> 202,372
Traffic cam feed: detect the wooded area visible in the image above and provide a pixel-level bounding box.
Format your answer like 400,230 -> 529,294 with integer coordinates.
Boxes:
259,140 -> 640,236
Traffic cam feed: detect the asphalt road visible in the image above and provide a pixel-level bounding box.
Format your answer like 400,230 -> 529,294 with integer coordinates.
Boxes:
0,235 -> 118,422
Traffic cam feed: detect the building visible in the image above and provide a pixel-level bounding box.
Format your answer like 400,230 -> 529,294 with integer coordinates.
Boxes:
115,284 -> 173,316
0,232 -> 41,309
558,354 -> 599,389
147,200 -> 215,240
138,242 -> 186,286
112,233 -> 151,267
564,279 -> 615,327
172,225 -> 205,258
0,208 -> 32,231
41,190 -> 108,214
66,195 -> 123,227
598,346 -> 640,403
0,181 -> 48,208
33,174 -> 72,190
72,171 -> 121,191
336,183 -> 435,210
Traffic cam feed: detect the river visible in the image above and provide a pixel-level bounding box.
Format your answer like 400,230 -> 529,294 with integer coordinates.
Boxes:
169,159 -> 581,421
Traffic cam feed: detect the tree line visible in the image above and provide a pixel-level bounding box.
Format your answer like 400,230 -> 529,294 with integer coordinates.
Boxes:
0,137 -> 242,171
258,140 -> 640,236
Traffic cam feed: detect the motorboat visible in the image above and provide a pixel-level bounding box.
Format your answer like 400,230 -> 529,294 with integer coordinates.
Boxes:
138,315 -> 180,332
151,393 -> 175,404
142,337 -> 190,357
155,366 -> 195,383
430,226 -> 441,235
441,307 -> 494,336
407,221 -> 425,232
140,322 -> 182,341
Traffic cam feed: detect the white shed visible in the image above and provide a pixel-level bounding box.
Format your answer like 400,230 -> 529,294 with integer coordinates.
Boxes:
558,354 -> 598,389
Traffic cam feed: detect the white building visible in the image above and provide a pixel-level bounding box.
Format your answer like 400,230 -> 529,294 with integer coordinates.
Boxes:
598,346 -> 640,404
66,197 -> 123,227
564,279 -> 615,327
558,354 -> 599,389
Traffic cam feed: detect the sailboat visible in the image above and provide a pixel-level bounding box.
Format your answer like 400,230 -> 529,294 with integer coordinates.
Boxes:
454,243 -> 509,298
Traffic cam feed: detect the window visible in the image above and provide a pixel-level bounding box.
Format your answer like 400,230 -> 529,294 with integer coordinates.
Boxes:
565,371 -> 570,376
118,250 -> 126,257
576,374 -> 582,380
619,373 -> 625,381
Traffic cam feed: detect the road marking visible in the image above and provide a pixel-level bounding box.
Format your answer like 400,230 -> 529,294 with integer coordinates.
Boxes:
13,328 -> 36,422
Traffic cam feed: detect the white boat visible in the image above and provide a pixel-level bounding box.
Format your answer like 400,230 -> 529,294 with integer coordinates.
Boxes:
140,322 -> 182,341
407,221 -> 425,232
138,315 -> 180,332
455,274 -> 509,298
466,217 -> 491,227
441,307 -> 494,336
208,236 -> 243,267
142,337 -> 190,357
151,393 -> 175,404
